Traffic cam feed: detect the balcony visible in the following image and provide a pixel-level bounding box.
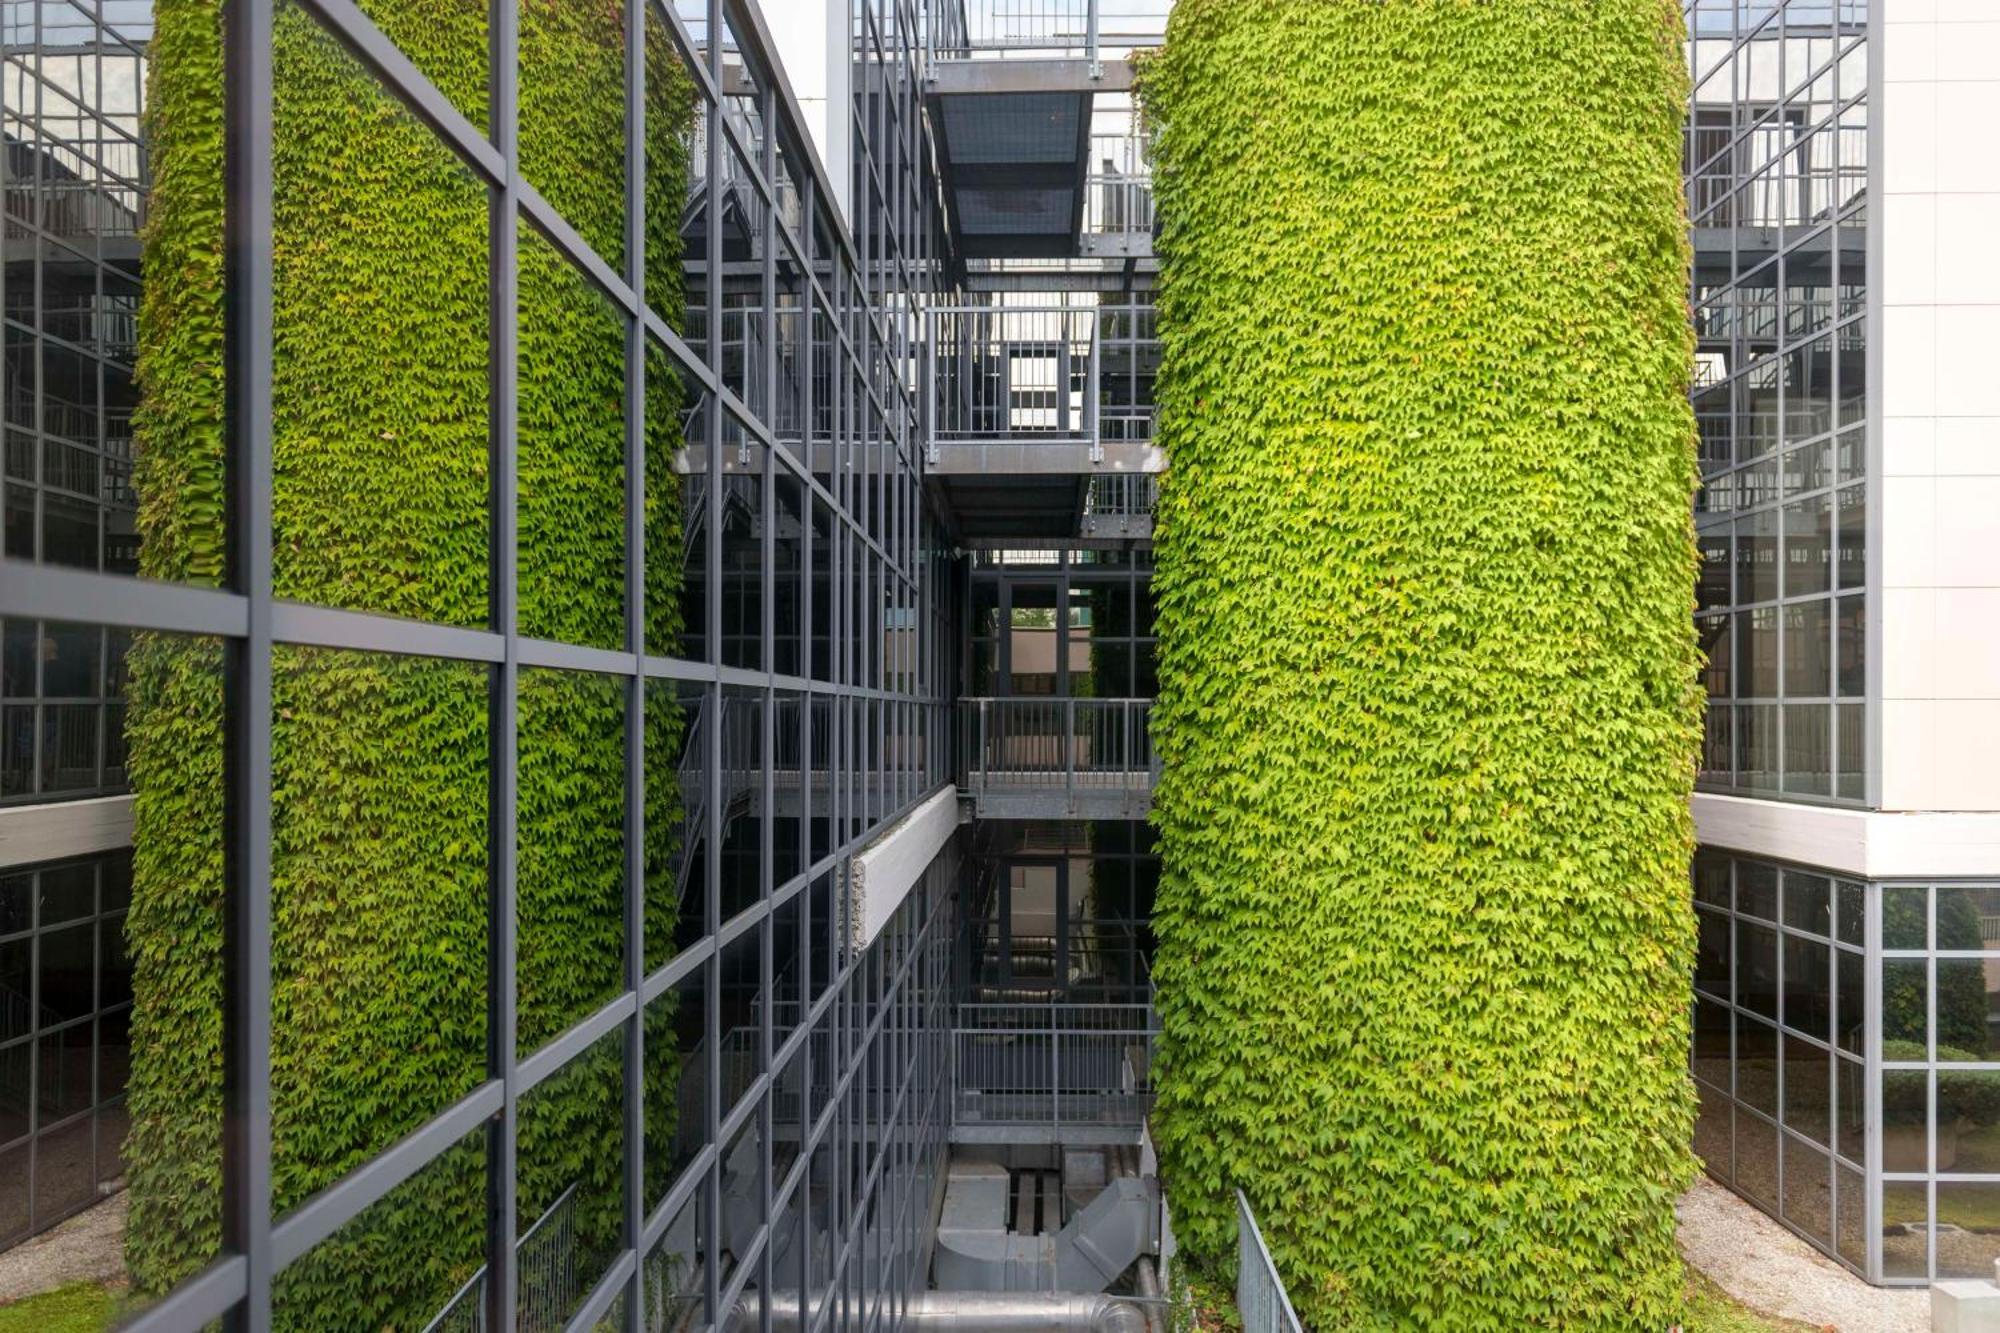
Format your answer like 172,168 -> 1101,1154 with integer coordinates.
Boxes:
949,1000 -> 1158,1145
925,304 -> 1162,539
923,0 -> 1165,263
958,697 -> 1155,819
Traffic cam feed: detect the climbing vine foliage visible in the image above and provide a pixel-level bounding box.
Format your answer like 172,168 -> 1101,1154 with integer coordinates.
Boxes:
1139,2 -> 1703,1326
124,1 -> 693,1325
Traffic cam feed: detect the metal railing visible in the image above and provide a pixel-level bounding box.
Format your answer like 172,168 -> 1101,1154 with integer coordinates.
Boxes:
1083,473 -> 1156,520
1236,1191 -> 1305,1333
1083,170 -> 1154,237
926,0 -> 1169,58
959,698 -> 1156,801
929,306 -> 1098,453
418,1183 -> 581,1333
951,1002 -> 1158,1132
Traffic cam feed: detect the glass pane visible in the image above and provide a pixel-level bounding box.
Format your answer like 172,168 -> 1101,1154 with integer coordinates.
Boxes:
1695,907 -> 1729,998
1734,1110 -> 1777,1208
1739,860 -> 1778,920
1883,885 -> 1927,949
119,632 -> 228,1294
1836,948 -> 1864,1056
645,972 -> 707,1211
1882,958 -> 1927,1053
1781,1034 -> 1830,1145
1782,933 -> 1829,1041
518,1028 -> 626,1328
271,1125 -> 485,1330
1738,1015 -> 1777,1117
269,648 -> 487,1206
518,227 -> 627,650
1944,1069 -> 2000,1174
1937,1183 -> 2000,1281
271,10 -> 489,625
1881,1180 -> 1928,1280
1694,1078 -> 1731,1179
1737,922 -> 1779,1020
645,678 -> 705,971
646,343 -> 703,661
719,927 -> 765,1121
1882,1069 -> 1928,1173
1783,871 -> 1830,936
517,668 -> 626,1056
1936,959 -> 1996,1062
1835,1163 -> 1864,1266
1780,1136 -> 1830,1245
641,1187 -> 706,1331
519,0 -> 626,271
1939,887 -> 1994,951
720,686 -> 766,923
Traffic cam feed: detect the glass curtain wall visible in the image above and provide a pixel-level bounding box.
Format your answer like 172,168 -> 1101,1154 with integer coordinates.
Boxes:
0,849 -> 133,1247
1685,0 -> 1868,801
1691,849 -> 1868,1275
1877,882 -> 2000,1284
0,4 -> 958,1333
1691,849 -> 2000,1286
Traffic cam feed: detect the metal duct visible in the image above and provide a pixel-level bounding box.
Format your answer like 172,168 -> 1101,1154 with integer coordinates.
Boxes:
721,1290 -> 1150,1332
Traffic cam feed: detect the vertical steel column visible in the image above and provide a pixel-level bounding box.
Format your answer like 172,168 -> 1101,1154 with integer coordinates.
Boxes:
1121,698 -> 1131,794
222,0 -> 275,1320
620,0 -> 647,1324
1064,698 -> 1075,808
758,77 -> 779,1333
484,0 -> 523,1321
1085,318 -> 1102,462
1049,1003 -> 1060,1136
704,2 -> 726,1325
1864,878 -> 1884,1282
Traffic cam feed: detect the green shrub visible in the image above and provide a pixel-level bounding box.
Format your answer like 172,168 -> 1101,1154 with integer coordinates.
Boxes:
124,1 -> 694,1324
1139,1 -> 1701,1326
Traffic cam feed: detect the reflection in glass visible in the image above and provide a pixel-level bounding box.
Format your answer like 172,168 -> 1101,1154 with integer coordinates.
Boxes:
518,668 -> 626,1055
1781,1136 -> 1830,1245
1882,1181 -> 1928,1280
1937,1183 -> 2000,1281
271,10 -> 489,626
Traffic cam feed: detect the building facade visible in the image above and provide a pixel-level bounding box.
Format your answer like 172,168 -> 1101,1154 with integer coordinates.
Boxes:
6,0 -> 1998,1325
1685,0 -> 2000,1287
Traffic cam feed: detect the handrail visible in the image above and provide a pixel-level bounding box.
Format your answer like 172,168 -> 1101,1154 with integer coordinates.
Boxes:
957,698 -> 1157,802
950,1001 -> 1158,1135
1236,1190 -> 1306,1333
925,0 -> 1168,57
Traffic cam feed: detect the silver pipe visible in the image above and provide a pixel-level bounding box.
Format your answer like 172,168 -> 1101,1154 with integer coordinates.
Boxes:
721,1290 -> 1149,1333
1133,1257 -> 1165,1333
906,1292 -> 1150,1333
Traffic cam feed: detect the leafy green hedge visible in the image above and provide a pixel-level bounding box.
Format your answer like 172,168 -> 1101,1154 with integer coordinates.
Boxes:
125,1 -> 693,1324
1139,2 -> 1702,1326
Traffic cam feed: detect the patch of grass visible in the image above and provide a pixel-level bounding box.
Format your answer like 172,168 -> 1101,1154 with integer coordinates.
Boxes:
1679,1269 -> 1828,1333
0,1281 -> 140,1333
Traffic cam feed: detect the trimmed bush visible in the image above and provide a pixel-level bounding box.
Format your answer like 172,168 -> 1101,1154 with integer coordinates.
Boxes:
1139,2 -> 1702,1326
124,1 -> 694,1323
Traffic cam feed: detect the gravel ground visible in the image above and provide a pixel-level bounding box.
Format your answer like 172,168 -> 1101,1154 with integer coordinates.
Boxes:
1680,1177 -> 1929,1333
0,1191 -> 127,1305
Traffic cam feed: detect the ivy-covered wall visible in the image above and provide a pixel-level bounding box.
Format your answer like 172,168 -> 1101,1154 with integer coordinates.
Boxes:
1139,2 -> 1702,1326
125,0 -> 693,1324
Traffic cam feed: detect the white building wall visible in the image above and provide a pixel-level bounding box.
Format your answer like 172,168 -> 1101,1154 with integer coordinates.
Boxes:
1875,0 -> 2000,814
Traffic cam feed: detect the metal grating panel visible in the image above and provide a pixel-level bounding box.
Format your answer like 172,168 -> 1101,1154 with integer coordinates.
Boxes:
956,187 -> 1074,235
940,93 -> 1081,164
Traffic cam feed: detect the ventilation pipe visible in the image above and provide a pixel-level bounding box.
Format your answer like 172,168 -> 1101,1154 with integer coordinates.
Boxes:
721,1291 -> 1149,1332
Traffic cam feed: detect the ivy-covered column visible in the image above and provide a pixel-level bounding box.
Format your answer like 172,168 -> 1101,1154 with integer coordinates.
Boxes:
1140,2 -> 1702,1325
